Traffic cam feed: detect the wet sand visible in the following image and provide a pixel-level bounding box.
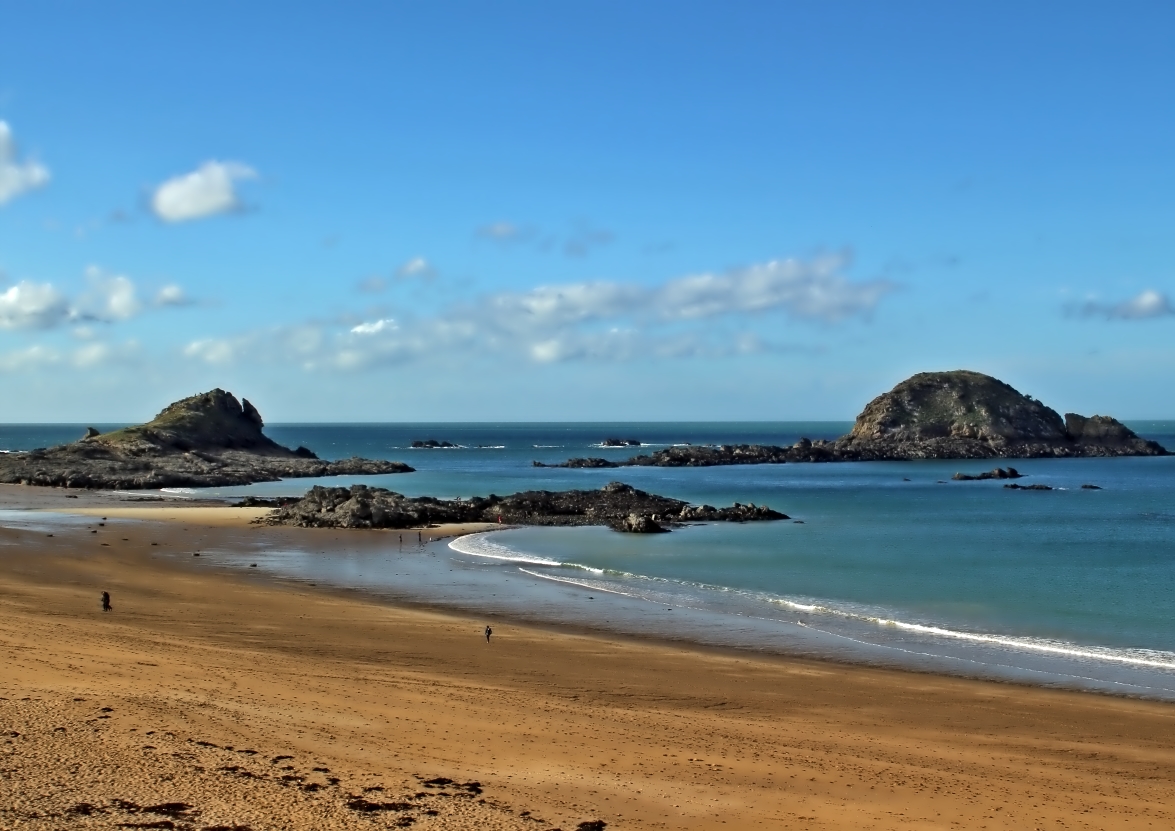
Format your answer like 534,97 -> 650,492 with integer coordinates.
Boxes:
2,486 -> 1175,829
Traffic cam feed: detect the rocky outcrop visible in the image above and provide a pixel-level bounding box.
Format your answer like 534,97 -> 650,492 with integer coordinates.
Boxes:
601,438 -> 641,447
952,467 -> 1022,481
411,439 -> 457,449
259,481 -> 789,533
539,371 -> 1167,467
831,371 -> 1165,460
0,389 -> 413,489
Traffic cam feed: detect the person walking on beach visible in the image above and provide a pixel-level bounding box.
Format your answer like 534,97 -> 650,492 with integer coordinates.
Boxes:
484,625 -> 492,643
101,591 -> 112,612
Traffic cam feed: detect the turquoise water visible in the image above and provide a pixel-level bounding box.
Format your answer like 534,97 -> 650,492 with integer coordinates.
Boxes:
5,421 -> 1175,696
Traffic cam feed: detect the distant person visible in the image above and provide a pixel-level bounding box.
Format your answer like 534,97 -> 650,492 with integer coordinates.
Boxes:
101,591 -> 112,612
484,625 -> 492,643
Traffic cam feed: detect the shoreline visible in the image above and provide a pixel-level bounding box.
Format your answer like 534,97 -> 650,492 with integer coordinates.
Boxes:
4,489 -> 1175,827
10,483 -> 1175,702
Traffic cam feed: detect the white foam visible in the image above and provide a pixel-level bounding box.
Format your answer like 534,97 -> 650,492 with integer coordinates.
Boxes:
530,556 -> 1175,673
161,487 -> 197,495
448,531 -> 565,567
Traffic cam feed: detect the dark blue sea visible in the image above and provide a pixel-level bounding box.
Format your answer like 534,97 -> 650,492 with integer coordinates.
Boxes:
5,421 -> 1175,698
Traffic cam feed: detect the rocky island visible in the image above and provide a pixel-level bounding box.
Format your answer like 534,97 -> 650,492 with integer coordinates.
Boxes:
259,481 -> 787,533
537,370 -> 1167,468
0,389 -> 413,489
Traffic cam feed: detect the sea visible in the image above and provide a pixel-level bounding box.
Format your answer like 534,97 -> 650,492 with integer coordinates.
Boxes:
5,421 -> 1175,699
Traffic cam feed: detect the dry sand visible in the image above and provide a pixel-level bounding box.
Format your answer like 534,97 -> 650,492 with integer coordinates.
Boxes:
2,489 -> 1175,830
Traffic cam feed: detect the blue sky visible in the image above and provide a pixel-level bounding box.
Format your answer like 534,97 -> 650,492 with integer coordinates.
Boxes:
1,1 -> 1173,421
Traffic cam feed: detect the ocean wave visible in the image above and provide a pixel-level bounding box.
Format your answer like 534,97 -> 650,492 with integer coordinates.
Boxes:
160,487 -> 197,495
461,532 -> 1175,674
448,531 -> 572,568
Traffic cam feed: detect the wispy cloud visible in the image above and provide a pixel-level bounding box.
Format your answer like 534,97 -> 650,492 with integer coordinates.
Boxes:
184,252 -> 893,371
563,224 -> 613,258
477,221 -> 532,242
0,122 -> 50,206
394,257 -> 437,280
0,340 -> 140,372
151,161 -> 257,222
476,220 -> 614,258
1069,289 -> 1174,321
154,284 -> 194,307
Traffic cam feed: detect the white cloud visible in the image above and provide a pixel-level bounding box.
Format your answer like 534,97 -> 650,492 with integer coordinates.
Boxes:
1075,289 -> 1174,321
654,254 -> 888,322
151,161 -> 257,222
183,337 -> 239,365
0,281 -> 70,329
351,318 -> 397,335
79,266 -> 140,322
0,122 -> 50,206
154,284 -> 193,307
0,268 -> 191,329
477,252 -> 888,332
395,257 -> 437,280
181,254 -> 891,371
486,282 -> 640,331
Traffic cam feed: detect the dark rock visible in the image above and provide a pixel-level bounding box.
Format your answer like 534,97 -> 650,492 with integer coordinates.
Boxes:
544,371 -> 1167,467
0,390 -> 413,489
237,496 -> 301,508
411,439 -> 457,449
1004,483 -> 1053,491
82,427 -> 101,440
613,513 -> 669,533
601,438 -> 641,447
535,457 -> 619,469
260,481 -> 788,532
952,467 -> 1022,481
1081,484 -> 1103,490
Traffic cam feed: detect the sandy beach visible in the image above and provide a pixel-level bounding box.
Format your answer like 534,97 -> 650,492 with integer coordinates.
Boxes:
3,487 -> 1175,830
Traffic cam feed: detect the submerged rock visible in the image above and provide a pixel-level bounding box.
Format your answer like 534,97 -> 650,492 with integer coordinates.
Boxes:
0,389 -> 413,489
952,467 -> 1022,481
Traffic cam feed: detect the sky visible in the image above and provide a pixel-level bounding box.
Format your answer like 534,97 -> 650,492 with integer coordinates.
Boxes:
1,1 -> 1173,422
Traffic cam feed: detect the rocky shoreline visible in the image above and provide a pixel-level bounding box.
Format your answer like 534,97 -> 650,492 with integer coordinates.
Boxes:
258,481 -> 789,533
537,372 -> 1168,468
0,390 -> 412,489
